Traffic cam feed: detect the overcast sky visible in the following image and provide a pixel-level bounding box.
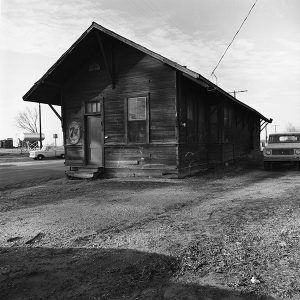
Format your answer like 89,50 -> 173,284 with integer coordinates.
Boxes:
1,0 -> 300,144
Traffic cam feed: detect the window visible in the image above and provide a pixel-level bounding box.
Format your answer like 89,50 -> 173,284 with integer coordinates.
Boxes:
85,101 -> 101,114
269,135 -> 300,143
128,97 -> 146,121
279,135 -> 298,142
126,96 -> 148,144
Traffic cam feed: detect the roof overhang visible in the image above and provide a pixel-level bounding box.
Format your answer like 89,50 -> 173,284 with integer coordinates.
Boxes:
23,22 -> 272,123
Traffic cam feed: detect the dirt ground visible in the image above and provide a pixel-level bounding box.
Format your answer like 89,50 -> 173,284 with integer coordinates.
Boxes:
0,157 -> 300,299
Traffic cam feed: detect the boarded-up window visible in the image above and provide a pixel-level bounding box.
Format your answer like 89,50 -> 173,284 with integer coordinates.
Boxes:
127,97 -> 148,144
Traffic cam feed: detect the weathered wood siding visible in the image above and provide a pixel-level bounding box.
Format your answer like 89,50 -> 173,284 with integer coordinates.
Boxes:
62,48 -> 109,166
208,100 -> 261,163
62,33 -> 177,174
176,73 -> 261,172
223,102 -> 260,161
177,74 -> 208,176
61,31 -> 261,177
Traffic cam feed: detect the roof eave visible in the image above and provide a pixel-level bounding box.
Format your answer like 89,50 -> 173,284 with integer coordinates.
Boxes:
182,73 -> 271,122
23,23 -> 96,103
23,21 -> 272,123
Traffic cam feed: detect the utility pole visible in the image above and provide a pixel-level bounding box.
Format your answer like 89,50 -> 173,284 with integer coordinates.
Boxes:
53,134 -> 58,147
273,125 -> 279,133
229,90 -> 248,98
39,103 -> 43,149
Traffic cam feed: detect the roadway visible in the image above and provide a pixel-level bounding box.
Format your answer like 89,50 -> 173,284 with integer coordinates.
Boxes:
0,160 -> 66,191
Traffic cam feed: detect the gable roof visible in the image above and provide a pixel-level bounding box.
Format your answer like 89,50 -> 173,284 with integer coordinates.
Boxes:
23,22 -> 271,122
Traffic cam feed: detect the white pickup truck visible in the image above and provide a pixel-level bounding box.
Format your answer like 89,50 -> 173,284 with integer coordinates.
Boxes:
263,133 -> 300,170
29,146 -> 65,160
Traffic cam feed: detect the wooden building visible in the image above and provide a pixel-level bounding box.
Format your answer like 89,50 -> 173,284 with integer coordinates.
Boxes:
0,138 -> 13,149
23,22 -> 272,178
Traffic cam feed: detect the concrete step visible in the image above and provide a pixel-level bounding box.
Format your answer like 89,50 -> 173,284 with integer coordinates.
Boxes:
65,167 -> 103,179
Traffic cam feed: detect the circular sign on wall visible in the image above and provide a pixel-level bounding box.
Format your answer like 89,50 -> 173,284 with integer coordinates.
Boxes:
68,121 -> 81,145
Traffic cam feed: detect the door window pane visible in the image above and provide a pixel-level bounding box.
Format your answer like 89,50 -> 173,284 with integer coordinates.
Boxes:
86,101 -> 100,113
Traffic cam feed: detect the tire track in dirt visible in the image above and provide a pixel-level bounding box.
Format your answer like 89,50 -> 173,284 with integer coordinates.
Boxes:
91,171 -> 289,240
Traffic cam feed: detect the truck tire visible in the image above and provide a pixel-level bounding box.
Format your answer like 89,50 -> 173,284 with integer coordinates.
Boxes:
60,154 -> 65,159
37,154 -> 44,160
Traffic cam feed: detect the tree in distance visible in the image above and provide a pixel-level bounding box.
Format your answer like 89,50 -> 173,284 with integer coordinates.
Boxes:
15,107 -> 39,133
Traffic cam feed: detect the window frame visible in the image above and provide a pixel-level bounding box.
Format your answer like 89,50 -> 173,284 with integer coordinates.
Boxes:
124,94 -> 150,145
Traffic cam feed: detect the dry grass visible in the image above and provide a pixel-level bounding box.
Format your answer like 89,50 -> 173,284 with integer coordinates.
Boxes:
0,161 -> 299,299
0,148 -> 31,163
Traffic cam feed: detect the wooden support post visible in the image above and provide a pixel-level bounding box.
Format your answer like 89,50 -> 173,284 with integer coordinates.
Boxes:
48,104 -> 62,122
260,120 -> 268,132
39,103 -> 43,149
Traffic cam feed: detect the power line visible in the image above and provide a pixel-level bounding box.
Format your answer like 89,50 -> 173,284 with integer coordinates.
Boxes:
273,125 -> 279,133
211,0 -> 259,80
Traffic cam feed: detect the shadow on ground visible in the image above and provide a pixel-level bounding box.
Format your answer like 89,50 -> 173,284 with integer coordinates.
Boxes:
267,163 -> 299,172
0,247 -> 276,299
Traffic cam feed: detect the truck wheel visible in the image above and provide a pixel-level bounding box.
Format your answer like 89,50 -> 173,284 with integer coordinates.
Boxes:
37,155 -> 44,160
61,154 -> 65,159
264,161 -> 271,171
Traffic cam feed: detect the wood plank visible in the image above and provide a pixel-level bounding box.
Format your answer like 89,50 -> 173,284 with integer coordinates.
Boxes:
94,31 -> 114,86
62,39 -> 176,165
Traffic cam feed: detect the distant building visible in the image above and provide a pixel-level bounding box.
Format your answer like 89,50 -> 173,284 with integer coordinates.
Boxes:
0,138 -> 14,149
23,22 -> 272,178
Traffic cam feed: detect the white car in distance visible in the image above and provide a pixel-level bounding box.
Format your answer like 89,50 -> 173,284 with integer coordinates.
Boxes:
29,146 -> 65,160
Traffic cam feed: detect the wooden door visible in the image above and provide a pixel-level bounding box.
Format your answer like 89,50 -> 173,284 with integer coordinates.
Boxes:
86,115 -> 103,166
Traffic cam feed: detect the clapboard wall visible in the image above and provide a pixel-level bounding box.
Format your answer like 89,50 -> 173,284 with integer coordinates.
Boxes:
176,72 -> 260,172
176,73 -> 209,176
62,33 -> 178,176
